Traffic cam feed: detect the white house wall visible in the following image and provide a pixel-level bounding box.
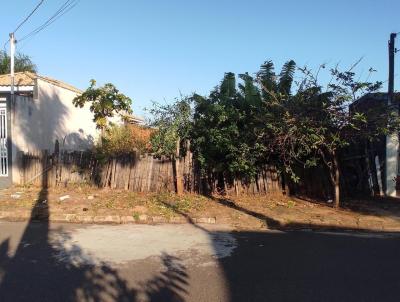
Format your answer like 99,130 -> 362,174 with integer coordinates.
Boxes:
11,79 -> 99,183
385,133 -> 399,196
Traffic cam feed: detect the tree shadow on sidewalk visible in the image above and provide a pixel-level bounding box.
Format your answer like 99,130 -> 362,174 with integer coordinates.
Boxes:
209,195 -> 400,232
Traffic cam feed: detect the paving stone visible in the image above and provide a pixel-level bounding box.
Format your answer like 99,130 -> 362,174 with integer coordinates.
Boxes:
106,215 -> 121,224
94,215 -> 121,224
170,216 -> 187,224
50,214 -> 69,222
93,216 -> 106,223
121,216 -> 136,224
76,215 -> 94,223
138,214 -> 148,222
196,217 -> 216,224
152,216 -> 167,223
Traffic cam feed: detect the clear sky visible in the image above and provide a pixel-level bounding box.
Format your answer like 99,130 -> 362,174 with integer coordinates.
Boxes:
0,0 -> 399,117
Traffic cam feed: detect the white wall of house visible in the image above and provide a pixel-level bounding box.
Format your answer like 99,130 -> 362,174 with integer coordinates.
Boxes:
385,133 -> 399,196
11,79 -> 99,183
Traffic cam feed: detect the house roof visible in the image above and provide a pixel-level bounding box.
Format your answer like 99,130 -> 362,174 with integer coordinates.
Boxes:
0,71 -> 82,94
352,92 -> 400,108
122,113 -> 145,125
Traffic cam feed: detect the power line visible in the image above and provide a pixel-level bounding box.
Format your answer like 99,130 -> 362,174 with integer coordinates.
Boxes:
4,0 -> 79,53
13,0 -> 45,33
3,0 -> 45,52
18,0 -> 78,42
18,0 -> 80,43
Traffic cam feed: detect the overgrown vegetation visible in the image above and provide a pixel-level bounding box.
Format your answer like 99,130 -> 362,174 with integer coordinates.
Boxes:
97,124 -> 134,156
149,59 -> 399,207
128,124 -> 153,153
73,80 -> 155,158
96,124 -> 153,156
148,98 -> 192,194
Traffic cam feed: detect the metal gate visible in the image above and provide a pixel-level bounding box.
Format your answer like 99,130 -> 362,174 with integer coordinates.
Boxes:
0,104 -> 8,176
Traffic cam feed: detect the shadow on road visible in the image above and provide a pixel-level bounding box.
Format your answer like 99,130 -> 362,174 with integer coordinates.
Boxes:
218,230 -> 400,301
161,197 -> 400,301
0,157 -> 188,302
210,196 -> 400,301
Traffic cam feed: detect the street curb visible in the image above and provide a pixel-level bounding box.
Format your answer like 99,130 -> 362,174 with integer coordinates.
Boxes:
1,210 -> 399,232
0,211 -> 217,225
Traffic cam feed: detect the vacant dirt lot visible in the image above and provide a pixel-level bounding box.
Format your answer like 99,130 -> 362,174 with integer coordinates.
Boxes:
1,186 -> 400,231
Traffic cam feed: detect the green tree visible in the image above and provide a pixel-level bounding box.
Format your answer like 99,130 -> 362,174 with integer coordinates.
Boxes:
258,62 -> 397,207
149,97 -> 192,194
0,50 -> 37,74
73,80 -> 133,140
191,73 -> 255,180
253,60 -> 298,172
147,58 -> 395,204
253,60 -> 300,177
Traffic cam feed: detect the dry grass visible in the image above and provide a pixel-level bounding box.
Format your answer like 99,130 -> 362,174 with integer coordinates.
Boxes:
0,186 -> 212,218
1,185 -> 400,230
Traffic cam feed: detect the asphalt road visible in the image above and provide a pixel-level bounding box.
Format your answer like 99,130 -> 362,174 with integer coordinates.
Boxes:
0,221 -> 400,302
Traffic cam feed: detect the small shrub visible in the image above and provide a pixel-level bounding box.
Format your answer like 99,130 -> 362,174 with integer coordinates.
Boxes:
99,124 -> 134,156
128,124 -> 153,153
287,200 -> 296,208
132,211 -> 140,221
96,124 -> 153,157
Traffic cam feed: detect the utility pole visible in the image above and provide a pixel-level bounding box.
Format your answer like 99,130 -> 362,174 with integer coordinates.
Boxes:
9,33 -> 15,98
388,33 -> 396,107
386,32 -> 398,196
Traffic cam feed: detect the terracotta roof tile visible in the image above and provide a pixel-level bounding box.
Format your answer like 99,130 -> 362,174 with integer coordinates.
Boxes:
0,71 -> 82,93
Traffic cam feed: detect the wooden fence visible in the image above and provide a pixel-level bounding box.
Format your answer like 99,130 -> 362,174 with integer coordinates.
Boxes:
17,150 -> 283,195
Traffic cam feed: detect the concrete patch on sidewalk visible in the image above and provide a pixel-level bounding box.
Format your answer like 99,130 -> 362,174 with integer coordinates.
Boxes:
50,224 -> 237,266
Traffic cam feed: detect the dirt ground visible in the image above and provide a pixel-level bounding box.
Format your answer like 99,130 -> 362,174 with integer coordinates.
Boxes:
1,185 -> 400,231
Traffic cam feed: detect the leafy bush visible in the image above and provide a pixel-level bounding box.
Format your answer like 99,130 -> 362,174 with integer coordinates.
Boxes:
96,124 -> 153,156
128,124 -> 153,153
148,98 -> 192,158
98,124 -> 134,156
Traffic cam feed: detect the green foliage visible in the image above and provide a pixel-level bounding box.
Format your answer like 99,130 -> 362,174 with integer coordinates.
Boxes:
96,124 -> 153,157
256,60 -> 295,101
252,60 -> 400,203
149,97 -> 192,157
191,72 -> 262,177
73,80 -> 132,131
96,124 -> 135,156
257,60 -> 276,94
147,58 -> 398,204
278,60 -> 296,95
0,50 -> 37,74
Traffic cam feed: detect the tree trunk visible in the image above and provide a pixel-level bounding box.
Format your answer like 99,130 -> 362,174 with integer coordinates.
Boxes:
333,150 -> 340,208
174,137 -> 183,195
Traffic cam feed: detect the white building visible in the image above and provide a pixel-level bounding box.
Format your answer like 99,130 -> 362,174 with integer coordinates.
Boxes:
0,72 -> 99,187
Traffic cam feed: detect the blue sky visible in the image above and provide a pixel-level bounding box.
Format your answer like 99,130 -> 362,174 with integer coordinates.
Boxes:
0,0 -> 399,117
